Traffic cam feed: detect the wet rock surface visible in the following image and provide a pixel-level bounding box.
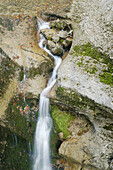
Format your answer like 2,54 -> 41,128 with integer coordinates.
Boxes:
41,19 -> 73,56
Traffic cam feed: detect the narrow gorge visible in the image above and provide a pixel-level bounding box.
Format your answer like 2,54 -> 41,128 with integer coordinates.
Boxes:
0,0 -> 113,170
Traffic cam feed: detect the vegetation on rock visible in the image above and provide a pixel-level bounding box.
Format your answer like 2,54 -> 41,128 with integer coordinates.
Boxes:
51,105 -> 75,139
0,126 -> 31,170
5,93 -> 38,141
72,43 -> 113,86
0,48 -> 20,97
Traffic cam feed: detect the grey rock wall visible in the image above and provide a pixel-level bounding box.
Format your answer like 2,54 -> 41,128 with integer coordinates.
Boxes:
69,0 -> 113,58
56,0 -> 113,169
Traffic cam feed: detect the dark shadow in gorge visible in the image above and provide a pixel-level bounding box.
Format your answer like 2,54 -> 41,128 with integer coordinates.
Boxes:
0,125 -> 32,170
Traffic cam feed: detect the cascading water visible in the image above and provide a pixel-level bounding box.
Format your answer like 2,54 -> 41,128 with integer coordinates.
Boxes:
33,18 -> 62,170
22,67 -> 26,104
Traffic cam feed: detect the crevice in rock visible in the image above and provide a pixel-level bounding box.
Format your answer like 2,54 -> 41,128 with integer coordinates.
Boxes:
21,47 -> 48,60
43,12 -> 70,20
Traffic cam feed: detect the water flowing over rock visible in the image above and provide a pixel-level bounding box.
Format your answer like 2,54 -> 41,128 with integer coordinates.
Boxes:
40,19 -> 73,56
0,0 -> 113,169
33,17 -> 62,170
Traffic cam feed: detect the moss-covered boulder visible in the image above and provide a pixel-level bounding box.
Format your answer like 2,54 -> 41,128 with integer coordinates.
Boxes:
50,20 -> 72,31
40,19 -> 73,57
47,40 -> 63,56
51,105 -> 75,139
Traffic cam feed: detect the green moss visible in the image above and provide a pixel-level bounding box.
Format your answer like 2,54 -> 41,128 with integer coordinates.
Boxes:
28,67 -> 40,78
56,87 -> 88,109
73,43 -> 102,60
51,105 -> 75,139
77,61 -> 83,67
60,38 -> 64,45
56,21 -> 67,30
28,60 -> 53,79
0,126 -> 31,170
0,57 -> 16,97
72,43 -> 113,85
103,124 -> 113,131
85,66 -> 97,74
55,86 -> 113,118
99,72 -> 113,86
19,68 -> 24,81
5,93 -> 38,141
54,86 -> 113,131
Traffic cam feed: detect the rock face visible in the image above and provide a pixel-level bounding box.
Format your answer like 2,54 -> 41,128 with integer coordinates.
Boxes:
69,0 -> 113,59
51,86 -> 113,170
0,15 -> 53,99
0,15 -> 54,137
51,0 -> 113,169
0,0 -> 113,170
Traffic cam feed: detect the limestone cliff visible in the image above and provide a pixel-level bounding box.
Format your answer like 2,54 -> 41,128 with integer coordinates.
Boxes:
54,0 -> 113,169
0,0 -> 113,170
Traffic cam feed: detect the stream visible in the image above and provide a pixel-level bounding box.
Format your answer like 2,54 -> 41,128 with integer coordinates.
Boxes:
33,18 -> 62,170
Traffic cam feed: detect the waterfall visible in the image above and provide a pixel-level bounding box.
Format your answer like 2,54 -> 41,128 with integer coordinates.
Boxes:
33,18 -> 62,170
22,66 -> 26,104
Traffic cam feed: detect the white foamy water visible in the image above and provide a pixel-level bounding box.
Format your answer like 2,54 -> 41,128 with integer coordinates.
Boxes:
23,67 -> 26,103
33,18 -> 62,170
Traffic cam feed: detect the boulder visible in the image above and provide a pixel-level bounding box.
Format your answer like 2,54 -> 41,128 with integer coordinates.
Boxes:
50,19 -> 72,31
61,38 -> 72,48
52,43 -> 63,56
47,40 -> 63,56
52,35 -> 60,43
41,29 -> 59,41
40,21 -> 72,56
47,40 -> 56,49
58,31 -> 68,38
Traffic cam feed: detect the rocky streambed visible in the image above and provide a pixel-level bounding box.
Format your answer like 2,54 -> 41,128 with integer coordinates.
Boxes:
40,19 -> 72,57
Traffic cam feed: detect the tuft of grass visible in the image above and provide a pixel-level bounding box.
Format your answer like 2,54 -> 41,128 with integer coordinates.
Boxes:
99,72 -> 113,86
51,105 -> 75,139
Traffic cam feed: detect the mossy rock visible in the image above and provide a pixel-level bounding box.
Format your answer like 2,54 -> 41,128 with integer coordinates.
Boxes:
50,20 -> 71,31
5,93 -> 38,141
0,48 -> 20,97
72,43 -> 113,86
27,60 -> 53,79
0,125 -> 32,170
54,86 -> 113,121
50,105 -> 75,139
